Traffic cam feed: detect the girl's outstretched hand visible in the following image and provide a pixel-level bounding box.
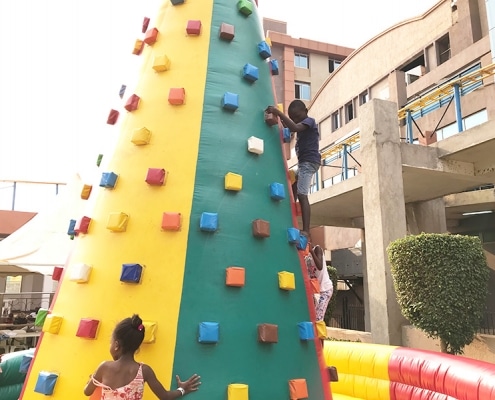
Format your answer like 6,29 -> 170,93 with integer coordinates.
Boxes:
176,374 -> 201,395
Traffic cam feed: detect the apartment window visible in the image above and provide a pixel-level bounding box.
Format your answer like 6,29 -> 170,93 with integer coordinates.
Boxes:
332,110 -> 341,131
5,276 -> 22,294
401,53 -> 426,84
323,174 -> 349,188
332,174 -> 342,185
406,66 -> 426,84
436,123 -> 458,140
329,59 -> 341,73
295,82 -> 310,100
310,178 -> 318,194
437,34 -> 450,65
345,101 -> 354,123
464,109 -> 488,129
436,109 -> 488,140
322,169 -> 358,188
359,91 -> 369,105
295,53 -> 309,69
323,178 -> 333,188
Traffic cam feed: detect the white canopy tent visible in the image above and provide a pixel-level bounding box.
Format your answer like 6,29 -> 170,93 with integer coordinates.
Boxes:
0,175 -> 86,276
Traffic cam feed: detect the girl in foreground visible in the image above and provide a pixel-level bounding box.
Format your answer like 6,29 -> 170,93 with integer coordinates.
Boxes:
84,314 -> 201,399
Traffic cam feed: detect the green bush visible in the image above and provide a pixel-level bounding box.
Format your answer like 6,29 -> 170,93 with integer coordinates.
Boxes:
387,233 -> 489,354
324,265 -> 338,325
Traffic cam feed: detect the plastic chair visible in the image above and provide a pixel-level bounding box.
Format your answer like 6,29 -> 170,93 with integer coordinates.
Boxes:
0,338 -> 10,354
10,344 -> 28,352
9,337 -> 28,352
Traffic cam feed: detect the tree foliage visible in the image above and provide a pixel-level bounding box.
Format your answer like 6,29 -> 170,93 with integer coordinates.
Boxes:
387,233 -> 489,355
324,265 -> 339,325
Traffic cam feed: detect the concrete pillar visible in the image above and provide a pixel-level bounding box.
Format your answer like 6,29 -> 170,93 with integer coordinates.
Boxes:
21,274 -> 44,293
361,229 -> 371,334
19,274 -> 45,311
388,70 -> 407,109
360,99 -> 408,345
405,198 -> 448,235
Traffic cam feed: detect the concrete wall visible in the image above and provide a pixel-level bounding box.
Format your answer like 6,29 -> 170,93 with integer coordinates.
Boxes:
310,0 -> 453,123
310,226 -> 361,262
311,0 -> 494,151
402,325 -> 495,363
20,274 -> 44,293
327,327 -> 373,343
304,52 -> 334,99
266,29 -> 354,112
327,325 -> 495,364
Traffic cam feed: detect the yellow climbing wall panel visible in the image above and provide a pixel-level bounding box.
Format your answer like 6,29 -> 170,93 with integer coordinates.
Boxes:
21,1 -> 213,398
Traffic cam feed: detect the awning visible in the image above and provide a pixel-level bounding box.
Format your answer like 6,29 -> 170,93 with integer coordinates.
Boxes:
0,174 -> 86,276
0,265 -> 44,276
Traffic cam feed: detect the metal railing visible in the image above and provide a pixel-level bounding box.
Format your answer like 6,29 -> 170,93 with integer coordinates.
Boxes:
328,305 -> 365,332
478,311 -> 495,335
1,292 -> 55,315
0,180 -> 65,211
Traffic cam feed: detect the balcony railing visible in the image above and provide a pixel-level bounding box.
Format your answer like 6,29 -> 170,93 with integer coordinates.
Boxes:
478,311 -> 495,335
328,305 -> 365,332
0,292 -> 55,316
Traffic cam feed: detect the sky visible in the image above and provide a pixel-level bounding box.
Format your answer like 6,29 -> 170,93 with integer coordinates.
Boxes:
0,0 -> 438,211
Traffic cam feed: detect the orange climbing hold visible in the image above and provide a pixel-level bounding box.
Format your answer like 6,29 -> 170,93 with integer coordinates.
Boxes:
225,267 -> 245,287
161,212 -> 181,231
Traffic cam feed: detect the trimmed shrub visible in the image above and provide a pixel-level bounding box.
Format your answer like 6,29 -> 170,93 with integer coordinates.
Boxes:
387,233 -> 489,354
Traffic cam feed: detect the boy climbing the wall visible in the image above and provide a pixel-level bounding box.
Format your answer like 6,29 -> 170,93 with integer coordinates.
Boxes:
266,100 -> 321,238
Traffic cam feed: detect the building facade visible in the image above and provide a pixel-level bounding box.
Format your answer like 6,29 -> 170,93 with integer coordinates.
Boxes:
304,0 -> 495,344
263,18 -> 354,112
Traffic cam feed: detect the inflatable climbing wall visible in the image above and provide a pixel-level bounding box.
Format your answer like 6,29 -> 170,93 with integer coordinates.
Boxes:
20,1 -> 330,399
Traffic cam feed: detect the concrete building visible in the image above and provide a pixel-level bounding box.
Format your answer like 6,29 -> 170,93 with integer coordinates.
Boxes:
263,18 -> 354,113
291,0 -> 495,345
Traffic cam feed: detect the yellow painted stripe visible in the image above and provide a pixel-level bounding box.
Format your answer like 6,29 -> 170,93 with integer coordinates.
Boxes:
22,1 -> 213,398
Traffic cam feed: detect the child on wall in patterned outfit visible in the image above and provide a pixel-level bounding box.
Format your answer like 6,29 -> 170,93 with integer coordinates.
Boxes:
84,314 -> 201,400
305,243 -> 334,321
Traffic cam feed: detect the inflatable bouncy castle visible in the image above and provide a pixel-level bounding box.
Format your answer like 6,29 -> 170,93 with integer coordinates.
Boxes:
0,350 -> 34,400
20,1 -> 330,399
